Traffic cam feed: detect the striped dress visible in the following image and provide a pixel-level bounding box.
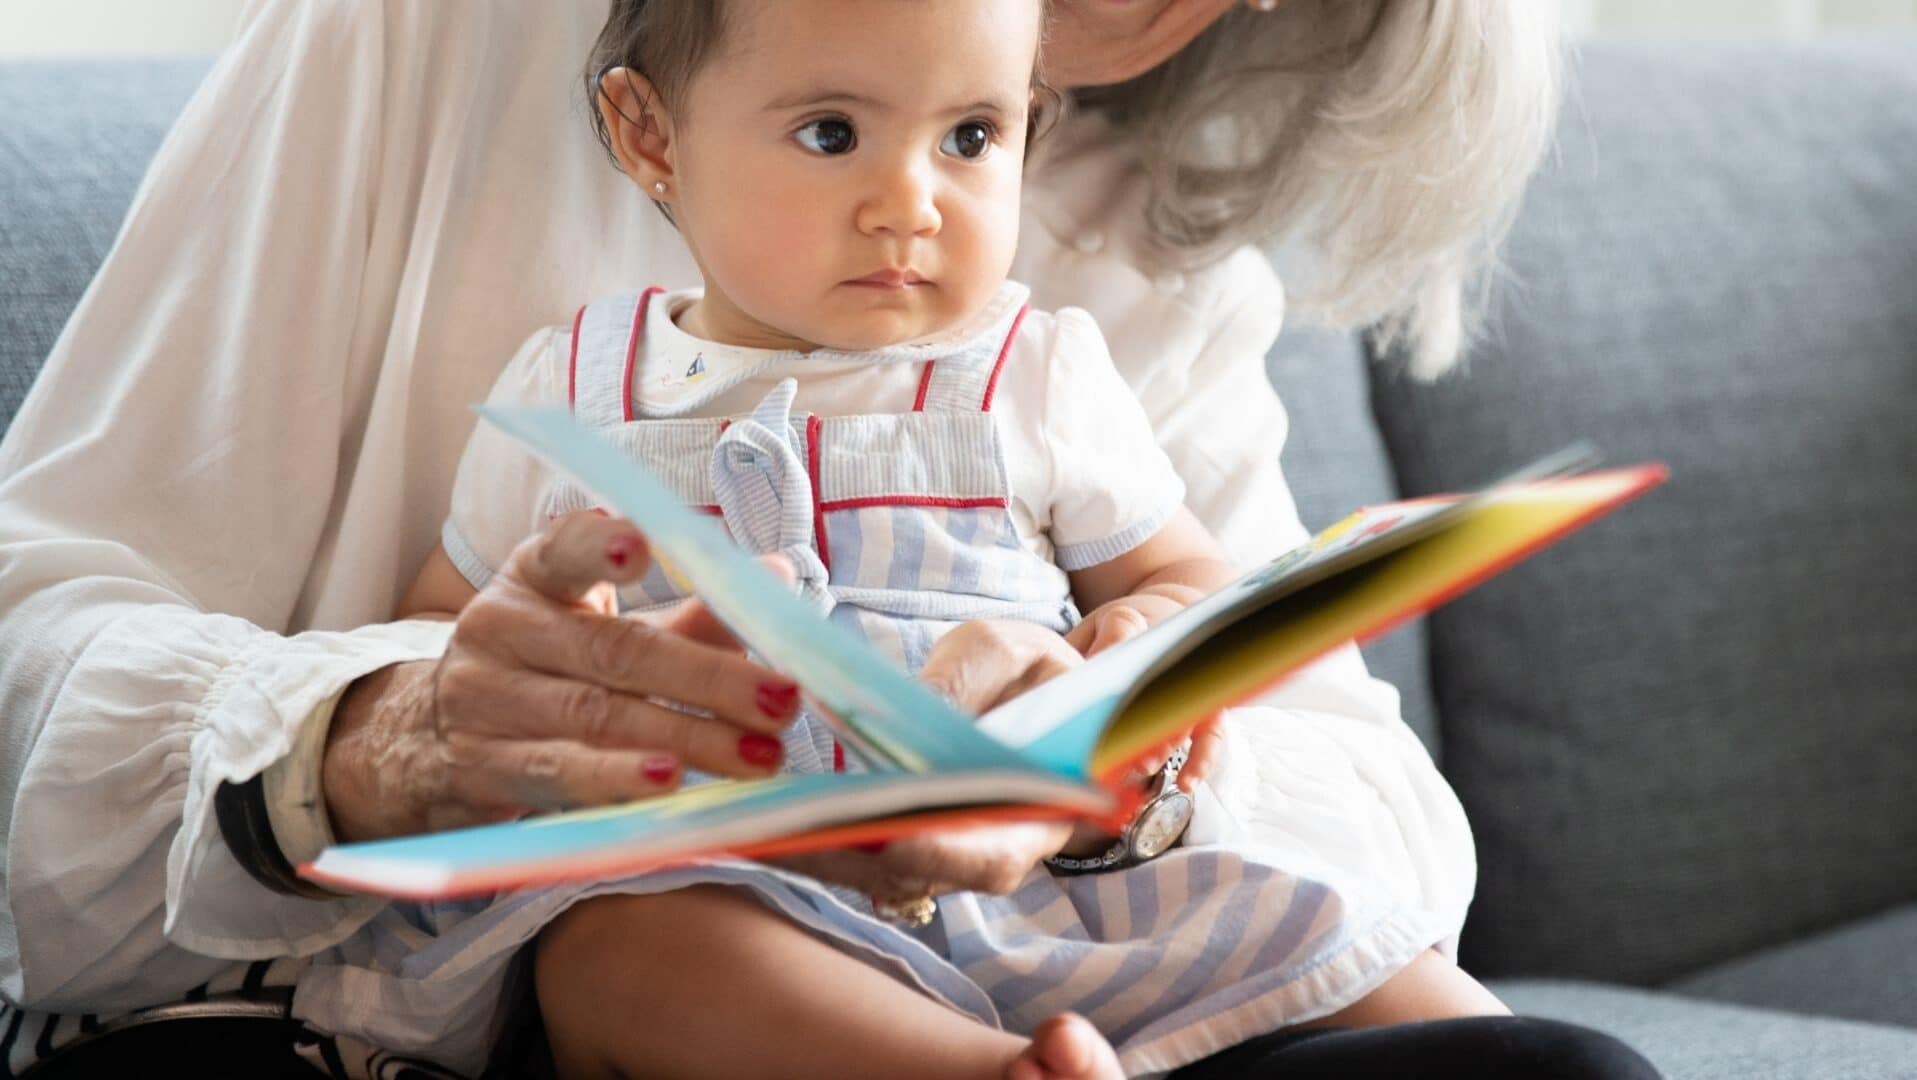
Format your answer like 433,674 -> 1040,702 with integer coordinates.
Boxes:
287,285 -> 1441,1078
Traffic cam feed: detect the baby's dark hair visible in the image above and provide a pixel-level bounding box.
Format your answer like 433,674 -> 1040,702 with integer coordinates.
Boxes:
585,0 -> 1058,174
583,0 -> 731,168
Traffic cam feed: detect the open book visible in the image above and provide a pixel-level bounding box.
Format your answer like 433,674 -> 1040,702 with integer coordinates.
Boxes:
304,411 -> 1665,899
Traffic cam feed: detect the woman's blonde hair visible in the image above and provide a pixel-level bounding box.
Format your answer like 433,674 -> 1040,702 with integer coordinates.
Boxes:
1077,0 -> 1563,377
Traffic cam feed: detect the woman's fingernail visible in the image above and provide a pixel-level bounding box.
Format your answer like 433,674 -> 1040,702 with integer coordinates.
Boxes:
854,840 -> 889,854
756,680 -> 801,719
738,733 -> 782,767
642,756 -> 678,784
605,533 -> 643,569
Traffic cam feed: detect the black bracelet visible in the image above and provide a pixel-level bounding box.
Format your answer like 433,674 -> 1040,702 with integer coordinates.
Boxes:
213,774 -> 342,899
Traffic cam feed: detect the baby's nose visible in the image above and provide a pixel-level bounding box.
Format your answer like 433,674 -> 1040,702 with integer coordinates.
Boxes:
857,160 -> 942,237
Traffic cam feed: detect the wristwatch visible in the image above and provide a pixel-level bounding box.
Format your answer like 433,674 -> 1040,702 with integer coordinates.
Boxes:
1045,743 -> 1194,874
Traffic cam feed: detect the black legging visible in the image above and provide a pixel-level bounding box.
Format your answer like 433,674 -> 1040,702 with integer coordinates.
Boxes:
1170,1016 -> 1662,1079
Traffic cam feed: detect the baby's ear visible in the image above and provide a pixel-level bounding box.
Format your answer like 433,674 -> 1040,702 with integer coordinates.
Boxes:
597,67 -> 678,196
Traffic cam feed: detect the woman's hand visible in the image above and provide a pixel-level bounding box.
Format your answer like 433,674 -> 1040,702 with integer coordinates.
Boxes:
772,619 -> 1085,899
775,612 -> 1231,899
323,512 -> 802,843
774,821 -> 1077,908
913,619 -> 1228,796
1060,592 -> 1226,812
904,617 -> 1219,863
774,618 -> 1231,899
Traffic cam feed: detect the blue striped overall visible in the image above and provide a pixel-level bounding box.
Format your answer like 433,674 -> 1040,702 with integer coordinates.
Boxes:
549,285 -> 1081,778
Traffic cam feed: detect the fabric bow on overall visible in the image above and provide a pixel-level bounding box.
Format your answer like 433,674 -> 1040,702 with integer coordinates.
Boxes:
710,378 -> 834,616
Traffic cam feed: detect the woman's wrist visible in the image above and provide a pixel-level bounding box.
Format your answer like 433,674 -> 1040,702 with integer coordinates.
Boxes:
215,658 -> 432,895
210,621 -> 457,896
216,667 -> 401,898
260,680 -> 346,864
322,658 -> 439,845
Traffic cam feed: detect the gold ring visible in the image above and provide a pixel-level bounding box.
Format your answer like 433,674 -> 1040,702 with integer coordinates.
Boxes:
874,895 -> 937,928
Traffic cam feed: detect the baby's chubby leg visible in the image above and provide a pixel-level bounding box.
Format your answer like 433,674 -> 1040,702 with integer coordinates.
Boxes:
1304,949 -> 1510,1029
534,885 -> 1122,1080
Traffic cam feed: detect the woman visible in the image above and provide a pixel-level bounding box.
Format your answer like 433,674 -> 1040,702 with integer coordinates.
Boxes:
0,0 -> 1651,1075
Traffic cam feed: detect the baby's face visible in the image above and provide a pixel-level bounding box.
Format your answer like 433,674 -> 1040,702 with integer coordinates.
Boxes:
669,0 -> 1040,352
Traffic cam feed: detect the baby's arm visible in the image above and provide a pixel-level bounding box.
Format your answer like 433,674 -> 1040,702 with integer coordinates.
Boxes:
399,325 -> 574,623
1063,507 -> 1235,657
396,543 -> 482,620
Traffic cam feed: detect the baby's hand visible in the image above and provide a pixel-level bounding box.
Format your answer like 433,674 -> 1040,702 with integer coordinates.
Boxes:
1063,592 -> 1189,658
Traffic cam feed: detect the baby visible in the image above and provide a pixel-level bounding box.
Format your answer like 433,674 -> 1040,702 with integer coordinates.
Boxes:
400,1 -> 1505,1076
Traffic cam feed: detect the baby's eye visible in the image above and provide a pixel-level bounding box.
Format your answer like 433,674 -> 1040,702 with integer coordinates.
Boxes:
794,118 -> 857,156
940,120 -> 994,161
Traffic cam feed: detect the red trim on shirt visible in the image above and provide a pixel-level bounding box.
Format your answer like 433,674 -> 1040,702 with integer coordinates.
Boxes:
622,286 -> 665,423
816,495 -> 1007,513
833,742 -> 846,773
560,504 -> 721,519
912,362 -> 936,412
566,304 -> 587,411
979,304 -> 1029,413
807,413 -> 830,573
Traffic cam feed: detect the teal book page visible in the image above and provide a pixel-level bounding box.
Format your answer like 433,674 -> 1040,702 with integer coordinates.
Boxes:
473,406 -> 1051,779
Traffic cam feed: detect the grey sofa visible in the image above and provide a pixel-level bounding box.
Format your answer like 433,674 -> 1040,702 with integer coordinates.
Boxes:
4,38 -> 1915,1080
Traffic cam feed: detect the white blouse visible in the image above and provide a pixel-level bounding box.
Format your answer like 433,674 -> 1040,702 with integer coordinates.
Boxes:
0,0 -> 1473,1016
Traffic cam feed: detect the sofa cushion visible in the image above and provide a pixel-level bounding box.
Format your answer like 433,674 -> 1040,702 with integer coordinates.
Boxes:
1266,325 -> 1435,755
0,59 -> 211,433
1665,904 -> 1917,1031
1367,38 -> 1917,983
1493,979 -> 1917,1080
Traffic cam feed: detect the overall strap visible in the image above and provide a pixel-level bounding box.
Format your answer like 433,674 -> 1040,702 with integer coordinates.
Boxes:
567,286 -> 664,428
911,302 -> 1030,414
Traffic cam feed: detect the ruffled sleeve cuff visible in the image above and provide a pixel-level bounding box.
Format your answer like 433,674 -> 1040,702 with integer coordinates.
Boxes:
5,606 -> 456,1008
167,617 -> 455,958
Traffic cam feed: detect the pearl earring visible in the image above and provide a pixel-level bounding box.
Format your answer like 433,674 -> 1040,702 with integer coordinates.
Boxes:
653,180 -> 668,196
1247,0 -> 1279,10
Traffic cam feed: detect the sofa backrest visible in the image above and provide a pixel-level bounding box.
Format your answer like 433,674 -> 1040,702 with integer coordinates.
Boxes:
1366,38 -> 1917,984
0,60 -> 208,430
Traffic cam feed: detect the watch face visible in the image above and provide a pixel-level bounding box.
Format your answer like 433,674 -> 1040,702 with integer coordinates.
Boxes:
1128,792 -> 1194,860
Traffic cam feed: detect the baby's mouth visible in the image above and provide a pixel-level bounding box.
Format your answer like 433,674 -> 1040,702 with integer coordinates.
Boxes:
846,269 -> 929,289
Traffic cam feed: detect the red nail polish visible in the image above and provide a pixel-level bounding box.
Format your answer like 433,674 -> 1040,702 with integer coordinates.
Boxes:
642,757 -> 678,784
605,534 -> 643,569
756,680 -> 801,719
854,840 -> 888,854
738,733 -> 782,767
